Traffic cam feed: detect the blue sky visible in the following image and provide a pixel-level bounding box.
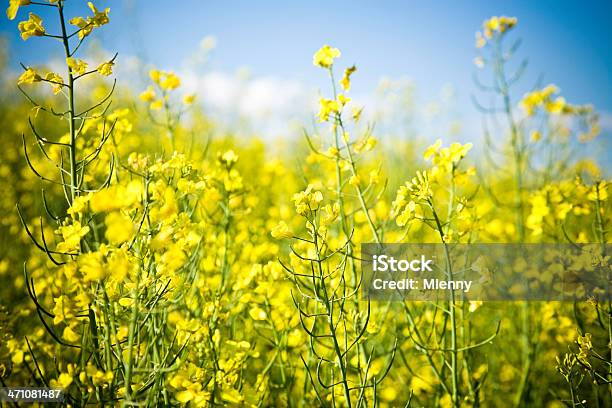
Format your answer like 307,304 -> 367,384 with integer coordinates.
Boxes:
2,0 -> 611,155
3,1 -> 611,103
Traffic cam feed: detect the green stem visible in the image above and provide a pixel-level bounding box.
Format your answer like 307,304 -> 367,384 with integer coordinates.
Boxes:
430,202 -> 459,406
493,36 -> 532,407
57,3 -> 78,204
313,216 -> 353,408
594,183 -> 611,397
124,269 -> 140,401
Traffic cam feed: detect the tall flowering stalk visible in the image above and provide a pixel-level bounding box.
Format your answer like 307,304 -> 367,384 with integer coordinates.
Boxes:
139,69 -> 196,153
13,1 -> 115,208
392,140 -> 500,407
474,15 -> 603,406
273,45 -> 398,406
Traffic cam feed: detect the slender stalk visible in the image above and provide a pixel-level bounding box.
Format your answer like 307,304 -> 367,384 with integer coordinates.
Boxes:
430,203 -> 459,406
313,216 -> 353,408
57,2 -> 78,204
124,270 -> 140,402
340,129 -> 381,244
593,182 -> 611,397
327,66 -> 372,401
493,36 -> 532,407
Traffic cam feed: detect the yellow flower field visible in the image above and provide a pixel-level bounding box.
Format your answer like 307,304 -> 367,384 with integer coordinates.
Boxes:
0,2 -> 610,407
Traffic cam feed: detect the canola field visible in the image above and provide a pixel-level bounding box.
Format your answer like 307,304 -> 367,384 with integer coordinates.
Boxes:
0,2 -> 610,407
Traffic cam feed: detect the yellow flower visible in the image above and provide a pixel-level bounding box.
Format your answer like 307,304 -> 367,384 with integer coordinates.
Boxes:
249,307 -> 267,321
105,211 -> 133,244
482,16 -> 517,38
6,0 -> 30,21
183,94 -> 196,105
313,45 -> 341,68
18,12 -> 45,40
87,2 -> 109,27
423,139 -> 442,160
354,136 -> 377,153
50,372 -> 73,389
52,295 -> 73,324
79,251 -> 107,282
160,72 -> 181,90
475,31 -> 485,48
85,364 -> 114,387
530,130 -> 542,142
107,249 -> 130,282
17,67 -> 40,85
337,93 -> 350,105
218,150 -> 238,167
587,182 -> 608,201
520,85 -> 565,116
118,297 -> 134,308
66,57 -> 88,75
11,350 -> 24,365
44,72 -> 64,94
97,60 -> 114,76
56,221 -> 89,252
321,203 -> 340,225
67,194 -> 91,217
176,390 -> 195,403
318,97 -> 340,122
149,69 -> 161,83
577,333 -> 592,350
545,96 -> 566,114
63,326 -> 80,343
394,200 -> 418,226
499,16 -> 518,32
369,169 -> 381,185
89,182 -> 142,213
271,221 -> 292,239
150,99 -> 163,110
292,185 -> 323,215
484,16 -> 499,32
139,86 -> 156,102
448,142 -> 472,162
150,185 -> 179,222
69,16 -> 93,40
340,65 -> 357,91
326,146 -> 340,157
469,301 -> 483,312
352,106 -> 363,122
423,140 -> 471,173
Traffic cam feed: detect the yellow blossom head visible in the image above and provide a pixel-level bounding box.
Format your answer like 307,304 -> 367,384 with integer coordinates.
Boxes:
318,97 -> 340,122
140,86 -> 156,102
218,150 -> 238,168
271,221 -> 293,239
6,0 -> 31,21
313,45 -> 341,68
44,72 -> 65,94
87,2 -> 110,27
66,57 -> 88,75
18,12 -> 45,40
97,60 -> 114,76
476,16 -> 517,47
69,16 -> 94,40
17,67 -> 40,85
340,65 -> 357,91
160,72 -> 181,90
183,94 -> 196,105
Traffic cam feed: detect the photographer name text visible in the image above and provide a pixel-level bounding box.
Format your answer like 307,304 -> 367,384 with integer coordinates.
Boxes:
370,255 -> 473,293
